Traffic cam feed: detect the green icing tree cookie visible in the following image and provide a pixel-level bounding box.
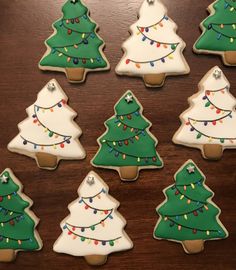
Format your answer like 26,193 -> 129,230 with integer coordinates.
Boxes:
39,0 -> 110,83
92,91 -> 163,181
154,160 -> 228,254
0,169 -> 42,262
194,0 -> 236,65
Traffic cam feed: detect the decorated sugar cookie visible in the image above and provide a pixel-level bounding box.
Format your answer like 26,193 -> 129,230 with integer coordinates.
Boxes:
0,169 -> 42,262
116,0 -> 190,87
194,0 -> 236,66
8,79 -> 86,170
53,171 -> 133,266
91,91 -> 163,181
154,160 -> 228,254
173,66 -> 236,160
39,0 -> 110,83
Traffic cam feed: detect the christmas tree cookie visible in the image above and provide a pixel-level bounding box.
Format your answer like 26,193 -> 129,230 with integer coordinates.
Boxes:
194,0 -> 236,66
39,0 -> 110,83
92,91 -> 163,181
173,66 -> 236,160
0,169 -> 42,262
8,79 -> 86,170
116,0 -> 190,87
154,160 -> 228,254
53,171 -> 133,266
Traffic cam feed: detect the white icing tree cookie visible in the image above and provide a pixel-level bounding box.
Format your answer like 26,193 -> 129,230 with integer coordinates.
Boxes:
173,66 -> 236,160
53,171 -> 133,266
116,0 -> 190,88
8,79 -> 86,170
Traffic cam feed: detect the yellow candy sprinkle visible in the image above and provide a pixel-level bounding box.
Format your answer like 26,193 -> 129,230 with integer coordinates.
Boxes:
191,183 -> 195,189
206,231 -> 210,235
64,47 -> 68,52
230,7 -> 234,11
184,214 -> 188,220
58,53 -> 63,57
180,195 -> 184,200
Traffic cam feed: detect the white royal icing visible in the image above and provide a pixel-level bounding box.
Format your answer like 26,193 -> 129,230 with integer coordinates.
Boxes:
8,79 -> 85,159
53,171 -> 133,256
116,0 -> 189,75
174,66 -> 236,147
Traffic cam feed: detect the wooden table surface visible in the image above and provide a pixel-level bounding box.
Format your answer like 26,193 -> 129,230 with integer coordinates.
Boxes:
0,0 -> 235,269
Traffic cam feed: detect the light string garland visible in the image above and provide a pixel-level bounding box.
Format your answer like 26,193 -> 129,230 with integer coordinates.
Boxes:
79,198 -> 113,215
51,48 -> 102,65
137,15 -> 169,31
224,0 -> 236,12
0,215 -> 25,227
105,142 -> 158,163
61,12 -> 88,25
115,118 -> 142,132
185,85 -> 235,144
163,216 -> 222,236
172,184 -> 207,205
63,225 -> 122,246
0,191 -> 17,202
125,16 -> 179,68
102,131 -> 146,147
21,99 -> 72,150
65,210 -> 113,232
208,23 -> 236,43
0,235 -> 33,245
32,105 -> 72,141
0,205 -> 23,216
82,188 -> 106,201
137,27 -> 179,49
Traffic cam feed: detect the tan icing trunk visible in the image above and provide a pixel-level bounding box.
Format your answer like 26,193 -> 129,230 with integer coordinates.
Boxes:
84,255 -> 108,266
224,51 -> 236,66
0,250 -> 16,262
119,166 -> 139,181
65,68 -> 85,82
143,73 -> 166,87
202,144 -> 223,160
36,152 -> 58,169
182,240 -> 204,254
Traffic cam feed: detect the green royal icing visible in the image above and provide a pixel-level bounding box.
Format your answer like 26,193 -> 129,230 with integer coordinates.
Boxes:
154,161 -> 228,241
0,171 -> 40,250
195,0 -> 236,51
40,0 -> 108,69
92,91 -> 163,167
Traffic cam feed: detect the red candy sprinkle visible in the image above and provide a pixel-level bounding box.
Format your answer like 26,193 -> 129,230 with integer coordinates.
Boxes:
125,59 -> 130,64
60,143 -> 65,148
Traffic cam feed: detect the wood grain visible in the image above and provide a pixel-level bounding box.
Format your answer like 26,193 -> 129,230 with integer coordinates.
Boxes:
0,0 -> 235,269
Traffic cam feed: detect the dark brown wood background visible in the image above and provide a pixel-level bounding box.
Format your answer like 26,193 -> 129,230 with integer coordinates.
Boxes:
0,0 -> 235,269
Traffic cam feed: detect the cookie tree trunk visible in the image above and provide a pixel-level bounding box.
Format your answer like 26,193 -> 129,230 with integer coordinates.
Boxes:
36,152 -> 58,169
119,166 -> 139,181
182,240 -> 204,254
84,255 -> 108,266
202,144 -> 223,160
65,68 -> 85,83
0,250 -> 16,262
224,51 -> 236,66
143,73 -> 166,87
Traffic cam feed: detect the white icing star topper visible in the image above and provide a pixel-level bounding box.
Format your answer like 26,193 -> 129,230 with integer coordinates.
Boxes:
47,82 -> 56,91
187,165 -> 195,174
87,176 -> 95,186
125,94 -> 133,103
1,174 -> 9,184
213,69 -> 222,79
